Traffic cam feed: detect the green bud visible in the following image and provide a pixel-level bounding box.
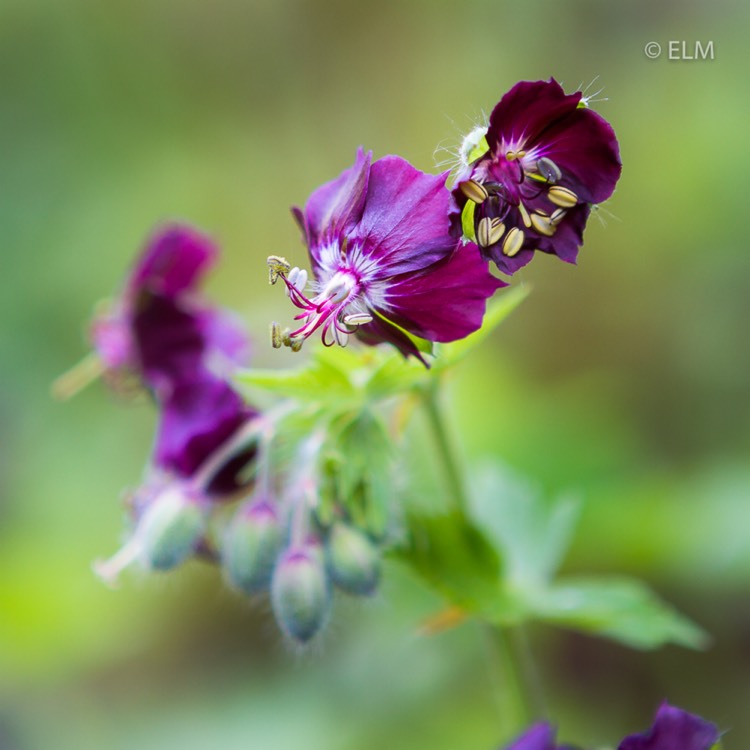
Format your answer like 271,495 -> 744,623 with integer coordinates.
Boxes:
138,487 -> 206,571
271,543 -> 331,644
223,498 -> 284,595
326,523 -> 380,596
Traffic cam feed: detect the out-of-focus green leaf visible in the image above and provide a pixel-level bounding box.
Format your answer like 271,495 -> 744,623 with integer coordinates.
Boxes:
331,409 -> 393,538
469,463 -> 581,587
434,285 -> 530,371
393,511 -> 510,618
524,576 -> 710,650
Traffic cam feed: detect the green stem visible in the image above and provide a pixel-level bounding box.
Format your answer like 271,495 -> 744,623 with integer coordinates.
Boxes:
421,377 -> 539,732
422,379 -> 468,513
483,625 -> 532,731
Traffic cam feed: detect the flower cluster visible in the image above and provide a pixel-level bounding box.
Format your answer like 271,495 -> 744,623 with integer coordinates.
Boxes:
502,704 -> 720,750
67,79 -> 622,644
76,225 -> 388,644
89,225 -> 261,583
268,79 -> 620,362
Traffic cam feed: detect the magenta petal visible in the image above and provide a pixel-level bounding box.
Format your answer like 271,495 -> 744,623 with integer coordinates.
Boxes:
486,79 -> 580,152
129,224 -> 217,299
300,148 -> 371,253
383,242 -> 506,342
196,308 -> 252,371
155,378 -> 255,484
505,723 -> 559,750
618,703 -> 720,750
356,156 -> 455,278
535,110 -> 621,204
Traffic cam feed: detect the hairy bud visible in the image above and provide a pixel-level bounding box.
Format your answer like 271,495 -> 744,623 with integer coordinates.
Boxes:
326,523 -> 380,596
271,543 -> 331,644
138,487 -> 206,571
223,497 -> 284,595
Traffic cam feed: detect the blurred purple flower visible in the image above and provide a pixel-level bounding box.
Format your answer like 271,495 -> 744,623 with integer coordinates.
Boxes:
618,703 -> 720,750
90,223 -> 249,394
453,78 -> 621,275
271,148 -> 505,363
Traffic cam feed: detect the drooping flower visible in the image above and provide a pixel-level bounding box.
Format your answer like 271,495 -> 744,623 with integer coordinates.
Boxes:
269,148 -> 505,363
94,375 -> 261,584
618,703 -> 720,750
56,224 -> 249,399
498,722 -> 576,750
453,78 -> 621,275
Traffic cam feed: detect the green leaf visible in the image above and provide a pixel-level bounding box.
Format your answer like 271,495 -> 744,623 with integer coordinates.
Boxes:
469,463 -> 581,586
393,511 -> 512,619
524,576 -> 710,650
329,409 -> 394,538
434,285 -> 530,370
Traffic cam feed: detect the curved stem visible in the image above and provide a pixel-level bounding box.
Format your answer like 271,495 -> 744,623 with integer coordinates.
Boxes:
421,376 -> 538,732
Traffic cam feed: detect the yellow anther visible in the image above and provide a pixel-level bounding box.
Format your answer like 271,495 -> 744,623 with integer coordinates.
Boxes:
502,227 -> 525,257
548,186 -> 578,209
550,208 -> 567,225
530,213 -> 556,237
270,322 -> 283,349
459,179 -> 489,204
267,255 -> 291,284
477,217 -> 506,248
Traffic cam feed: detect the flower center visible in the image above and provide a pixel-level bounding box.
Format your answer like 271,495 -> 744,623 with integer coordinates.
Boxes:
267,255 -> 374,351
460,148 -> 581,257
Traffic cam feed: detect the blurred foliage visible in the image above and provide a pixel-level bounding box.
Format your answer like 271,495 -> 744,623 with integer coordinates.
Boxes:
2,0 -> 750,748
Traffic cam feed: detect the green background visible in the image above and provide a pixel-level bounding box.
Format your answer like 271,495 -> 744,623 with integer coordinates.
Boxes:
2,0 -> 749,747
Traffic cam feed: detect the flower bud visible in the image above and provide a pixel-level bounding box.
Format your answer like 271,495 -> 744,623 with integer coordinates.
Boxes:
137,486 -> 206,571
223,497 -> 284,595
271,543 -> 331,644
325,523 -> 380,596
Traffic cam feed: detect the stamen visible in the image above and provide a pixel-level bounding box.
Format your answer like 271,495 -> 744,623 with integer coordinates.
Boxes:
550,208 -> 567,225
518,202 -> 532,229
51,351 -> 105,401
342,312 -> 373,326
536,157 -> 562,184
460,179 -> 489,204
270,322 -> 284,349
502,227 -> 524,257
267,255 -> 291,285
530,213 -> 556,237
548,186 -> 578,208
477,217 -> 505,248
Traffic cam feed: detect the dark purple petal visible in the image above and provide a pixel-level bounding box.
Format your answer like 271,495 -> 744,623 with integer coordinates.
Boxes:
354,315 -> 429,365
618,703 -> 720,750
154,378 -> 256,486
531,107 -> 621,204
355,156 -> 456,278
128,224 -> 218,300
299,148 -> 371,256
504,722 -> 559,750
486,79 -> 581,154
382,242 -> 506,342
132,295 -> 206,392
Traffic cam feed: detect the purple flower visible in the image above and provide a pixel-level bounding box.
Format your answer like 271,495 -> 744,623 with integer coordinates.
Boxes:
90,223 -> 249,394
453,78 -> 621,275
503,723 -> 560,750
270,148 -> 505,363
618,703 -> 720,750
